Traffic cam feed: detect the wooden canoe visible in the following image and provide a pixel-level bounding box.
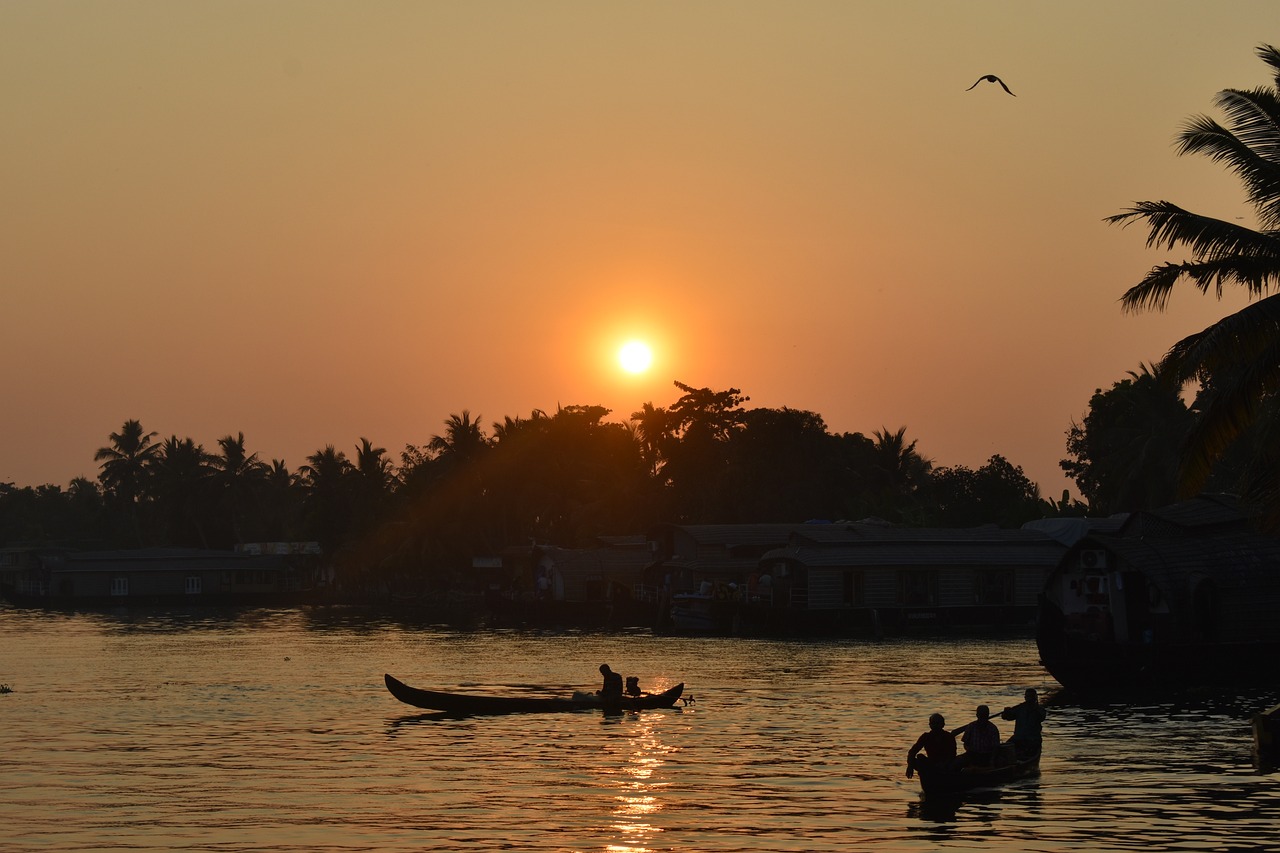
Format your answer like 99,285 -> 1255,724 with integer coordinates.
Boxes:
384,673 -> 685,715
915,749 -> 1041,796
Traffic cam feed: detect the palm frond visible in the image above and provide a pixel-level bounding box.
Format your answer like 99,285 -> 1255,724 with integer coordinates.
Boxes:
1164,296 -> 1280,493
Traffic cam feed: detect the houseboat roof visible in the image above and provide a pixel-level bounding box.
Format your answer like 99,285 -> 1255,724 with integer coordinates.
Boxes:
53,548 -> 289,573
1114,493 -> 1253,538
652,523 -> 835,548
764,530 -> 1066,568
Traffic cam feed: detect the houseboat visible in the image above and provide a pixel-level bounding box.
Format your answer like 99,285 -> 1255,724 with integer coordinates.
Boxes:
1035,494 -> 1280,692
649,521 -> 1074,635
0,545 -> 321,608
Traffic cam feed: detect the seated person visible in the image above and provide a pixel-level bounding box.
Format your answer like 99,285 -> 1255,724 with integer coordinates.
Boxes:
598,664 -> 623,700
906,712 -> 957,778
625,676 -> 643,697
953,705 -> 1000,768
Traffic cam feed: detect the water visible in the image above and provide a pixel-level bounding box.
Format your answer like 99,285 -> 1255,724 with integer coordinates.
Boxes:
1,605 -> 1276,852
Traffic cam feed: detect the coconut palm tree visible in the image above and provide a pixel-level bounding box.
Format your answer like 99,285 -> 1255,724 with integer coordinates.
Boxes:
299,446 -> 353,551
351,437 -> 393,535
868,426 -> 933,523
151,435 -> 213,546
429,411 -> 490,461
1107,43 -> 1280,512
209,432 -> 268,545
94,419 -> 161,543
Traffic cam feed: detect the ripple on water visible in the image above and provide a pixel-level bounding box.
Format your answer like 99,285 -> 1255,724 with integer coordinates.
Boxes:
2,609 -> 1278,852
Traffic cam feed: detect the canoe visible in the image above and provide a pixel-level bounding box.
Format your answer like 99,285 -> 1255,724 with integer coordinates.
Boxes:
914,748 -> 1041,796
384,673 -> 685,715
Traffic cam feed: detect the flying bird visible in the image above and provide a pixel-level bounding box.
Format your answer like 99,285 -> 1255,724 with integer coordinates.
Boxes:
967,74 -> 1015,96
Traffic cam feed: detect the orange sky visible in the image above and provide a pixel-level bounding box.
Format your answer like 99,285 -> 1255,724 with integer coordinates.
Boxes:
2,2 -> 1275,503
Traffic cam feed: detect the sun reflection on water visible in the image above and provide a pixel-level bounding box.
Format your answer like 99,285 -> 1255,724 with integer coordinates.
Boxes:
604,716 -> 677,853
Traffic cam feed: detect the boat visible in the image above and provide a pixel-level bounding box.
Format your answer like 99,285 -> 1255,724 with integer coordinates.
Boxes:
383,673 -> 685,715
913,748 -> 1041,796
1035,496 -> 1280,693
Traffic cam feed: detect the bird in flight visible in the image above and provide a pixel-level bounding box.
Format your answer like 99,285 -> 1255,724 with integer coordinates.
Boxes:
967,74 -> 1015,96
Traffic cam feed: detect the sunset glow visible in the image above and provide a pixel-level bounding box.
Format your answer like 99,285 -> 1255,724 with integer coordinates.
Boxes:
618,341 -> 654,374
0,3 -> 1274,499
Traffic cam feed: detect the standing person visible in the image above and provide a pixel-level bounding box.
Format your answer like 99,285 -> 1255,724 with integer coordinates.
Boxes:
598,664 -> 623,700
1001,688 -> 1047,758
906,713 -> 957,778
952,705 -> 1000,768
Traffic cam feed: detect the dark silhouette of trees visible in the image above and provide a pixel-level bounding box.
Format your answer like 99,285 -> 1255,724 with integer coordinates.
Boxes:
299,445 -> 354,553
151,435 -> 213,547
1061,365 -> 1193,513
1108,43 -> 1280,520
864,426 -> 933,524
930,455 -> 1043,528
647,381 -> 751,521
209,432 -> 268,546
721,407 -> 846,522
94,419 -> 161,545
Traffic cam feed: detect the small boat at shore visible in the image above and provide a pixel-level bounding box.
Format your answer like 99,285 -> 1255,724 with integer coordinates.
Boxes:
384,673 -> 685,715
914,748 -> 1041,796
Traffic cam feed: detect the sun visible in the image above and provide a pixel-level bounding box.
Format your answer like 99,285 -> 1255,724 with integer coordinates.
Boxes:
618,340 -> 653,374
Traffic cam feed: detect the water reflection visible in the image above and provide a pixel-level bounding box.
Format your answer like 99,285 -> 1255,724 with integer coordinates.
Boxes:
599,714 -> 676,853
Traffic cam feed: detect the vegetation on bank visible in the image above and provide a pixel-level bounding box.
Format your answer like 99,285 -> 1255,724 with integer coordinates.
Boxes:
0,382 -> 1052,562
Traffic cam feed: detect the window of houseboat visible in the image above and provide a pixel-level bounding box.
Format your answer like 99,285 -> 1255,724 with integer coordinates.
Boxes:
842,570 -> 864,606
110,577 -> 128,596
897,570 -> 937,605
185,576 -> 202,595
974,568 -> 1015,605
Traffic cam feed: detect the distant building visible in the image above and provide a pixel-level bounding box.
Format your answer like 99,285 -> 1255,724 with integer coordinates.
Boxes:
0,545 -> 322,607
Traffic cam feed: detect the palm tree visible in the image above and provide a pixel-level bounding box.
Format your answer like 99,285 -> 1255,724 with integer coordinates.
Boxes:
428,411 -> 491,467
629,401 -> 673,478
151,435 -> 213,546
299,445 -> 353,551
1107,43 -> 1280,510
94,419 -> 161,543
209,432 -> 268,544
351,437 -> 392,534
868,427 -> 933,523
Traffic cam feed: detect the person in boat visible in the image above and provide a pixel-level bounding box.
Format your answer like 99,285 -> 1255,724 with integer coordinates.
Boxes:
952,704 -> 1000,768
1000,688 -> 1046,758
905,712 -> 957,779
625,676 -> 643,697
598,664 -> 623,700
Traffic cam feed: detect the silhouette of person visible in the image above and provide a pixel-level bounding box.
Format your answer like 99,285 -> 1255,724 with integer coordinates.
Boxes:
906,712 -> 957,778
1001,688 -> 1046,757
953,705 -> 1000,767
598,664 -> 623,700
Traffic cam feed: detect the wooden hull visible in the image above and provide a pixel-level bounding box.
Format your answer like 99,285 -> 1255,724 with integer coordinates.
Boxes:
1036,600 -> 1280,693
915,751 -> 1040,796
384,673 -> 684,715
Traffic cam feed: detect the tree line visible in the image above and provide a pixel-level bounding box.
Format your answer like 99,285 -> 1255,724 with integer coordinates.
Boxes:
0,381 -> 1053,569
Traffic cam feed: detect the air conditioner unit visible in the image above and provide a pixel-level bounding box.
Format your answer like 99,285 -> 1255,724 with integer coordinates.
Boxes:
1079,549 -> 1108,570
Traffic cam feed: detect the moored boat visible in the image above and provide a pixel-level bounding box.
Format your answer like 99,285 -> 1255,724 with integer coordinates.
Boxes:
914,748 -> 1041,796
1035,496 -> 1280,693
384,673 -> 685,715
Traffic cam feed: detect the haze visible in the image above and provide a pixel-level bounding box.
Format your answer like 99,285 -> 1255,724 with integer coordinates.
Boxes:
3,1 -> 1273,500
